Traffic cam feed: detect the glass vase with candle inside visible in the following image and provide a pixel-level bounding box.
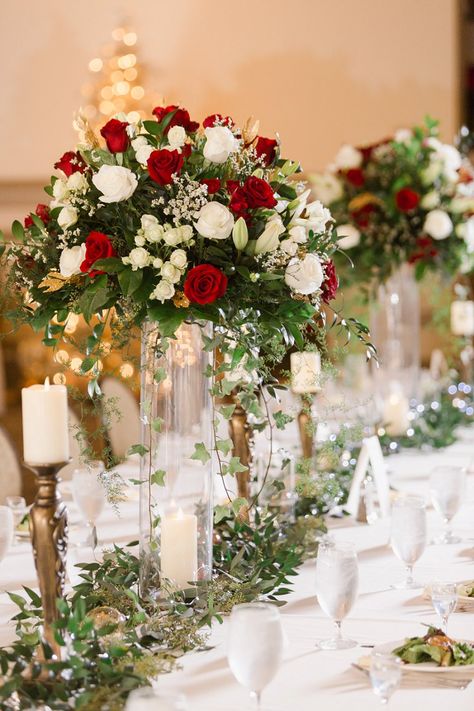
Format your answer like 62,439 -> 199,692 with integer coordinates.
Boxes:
139,320 -> 213,601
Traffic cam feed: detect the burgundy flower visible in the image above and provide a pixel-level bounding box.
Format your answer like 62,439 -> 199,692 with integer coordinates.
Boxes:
147,149 -> 184,185
321,260 -> 339,303
54,151 -> 86,177
183,264 -> 228,305
100,118 -> 130,153
201,178 -> 221,194
395,187 -> 420,212
346,168 -> 365,187
254,136 -> 278,166
24,203 -> 51,228
80,231 -> 117,277
242,176 -> 276,209
152,105 -> 199,134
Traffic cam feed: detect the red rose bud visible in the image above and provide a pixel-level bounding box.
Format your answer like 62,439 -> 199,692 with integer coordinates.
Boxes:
100,118 -> 130,153
152,105 -> 199,134
80,231 -> 116,277
254,136 -> 278,166
203,113 -> 234,129
395,187 -> 420,212
24,203 -> 51,228
321,260 -> 339,303
147,149 -> 184,185
201,178 -> 221,194
183,264 -> 228,305
54,151 -> 86,177
346,168 -> 365,187
242,176 -> 277,209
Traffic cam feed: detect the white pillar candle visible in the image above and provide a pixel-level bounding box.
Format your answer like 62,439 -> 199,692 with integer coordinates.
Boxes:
451,300 -> 474,337
290,351 -> 321,394
383,392 -> 410,437
160,507 -> 198,589
21,377 -> 69,465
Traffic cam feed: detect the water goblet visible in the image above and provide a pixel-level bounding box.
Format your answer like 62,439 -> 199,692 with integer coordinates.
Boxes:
0,506 -> 14,563
72,461 -> 106,550
429,466 -> 466,544
369,652 -> 402,705
125,687 -> 187,710
390,495 -> 427,589
6,496 -> 27,545
430,581 -> 457,634
315,539 -> 359,649
227,602 -> 284,710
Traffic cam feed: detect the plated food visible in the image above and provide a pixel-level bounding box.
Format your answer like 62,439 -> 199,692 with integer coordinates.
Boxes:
392,627 -> 474,668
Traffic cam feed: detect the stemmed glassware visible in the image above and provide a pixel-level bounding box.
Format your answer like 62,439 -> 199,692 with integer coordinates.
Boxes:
227,602 -> 284,709
6,496 -> 27,545
430,582 -> 458,634
315,539 -> 359,649
390,495 -> 427,589
0,506 -> 14,563
369,652 -> 402,705
72,461 -> 106,550
429,466 -> 466,544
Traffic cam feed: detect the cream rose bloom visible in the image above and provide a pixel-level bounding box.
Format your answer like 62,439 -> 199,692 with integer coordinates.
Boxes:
141,214 -> 165,243
51,178 -> 69,207
195,202 -> 234,239
161,262 -> 181,283
132,136 -> 154,165
423,209 -> 453,240
169,249 -> 188,269
67,172 -> 88,193
163,225 -> 193,247
337,224 -> 361,249
57,206 -> 78,230
203,126 -> 239,164
167,126 -> 186,150
288,225 -> 307,244
280,239 -> 298,256
301,200 -> 333,233
310,173 -> 343,205
426,137 -> 461,183
126,247 -> 150,270
285,253 -> 324,295
92,165 -> 138,203
420,191 -> 440,210
333,144 -> 363,170
59,244 -> 86,277
151,280 -> 175,302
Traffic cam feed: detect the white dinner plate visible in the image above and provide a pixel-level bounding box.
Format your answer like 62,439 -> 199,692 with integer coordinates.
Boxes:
373,639 -> 474,673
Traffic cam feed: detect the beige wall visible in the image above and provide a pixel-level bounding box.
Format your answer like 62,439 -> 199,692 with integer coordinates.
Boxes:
0,0 -> 460,184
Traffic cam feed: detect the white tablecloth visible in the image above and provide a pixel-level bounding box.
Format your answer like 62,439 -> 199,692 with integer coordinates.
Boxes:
1,430 -> 474,709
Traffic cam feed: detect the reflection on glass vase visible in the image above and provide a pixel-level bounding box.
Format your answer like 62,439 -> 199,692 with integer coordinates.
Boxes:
370,264 -> 420,426
139,320 -> 213,601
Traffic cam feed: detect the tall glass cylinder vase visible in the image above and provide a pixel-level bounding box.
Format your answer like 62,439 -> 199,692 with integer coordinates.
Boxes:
139,320 -> 213,601
370,264 -> 420,425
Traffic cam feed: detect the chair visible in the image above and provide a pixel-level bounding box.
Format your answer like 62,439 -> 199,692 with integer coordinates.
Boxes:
0,425 -> 22,502
100,377 -> 141,459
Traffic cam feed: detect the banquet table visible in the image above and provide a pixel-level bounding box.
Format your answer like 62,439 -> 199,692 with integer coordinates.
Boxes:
1,430 -> 474,709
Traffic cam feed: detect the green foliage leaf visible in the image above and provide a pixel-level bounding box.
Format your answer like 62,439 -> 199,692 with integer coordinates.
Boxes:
190,442 -> 211,464
151,469 -> 166,486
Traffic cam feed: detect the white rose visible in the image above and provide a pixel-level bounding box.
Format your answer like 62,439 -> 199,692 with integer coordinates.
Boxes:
92,165 -> 138,203
280,238 -> 298,256
52,178 -> 69,205
203,126 -> 239,164
169,249 -> 187,269
132,136 -> 147,150
310,173 -> 343,205
290,188 -> 311,221
141,214 -> 164,243
394,128 -> 413,144
284,253 -> 324,295
167,125 -> 186,149
288,225 -> 307,244
462,216 -> 474,253
151,280 -> 175,302
337,224 -> 360,249
59,244 -> 86,277
161,262 -> 181,283
135,235 -> 146,246
333,144 -> 363,170
132,136 -> 154,165
153,257 -> 163,269
57,206 -> 78,230
426,138 -> 461,183
127,247 -> 150,270
195,201 -> 234,239
67,172 -> 88,193
421,160 -> 442,185
450,196 -> 474,214
420,191 -> 440,209
423,209 -> 453,240
302,200 -> 333,233
255,215 -> 285,254
162,225 -> 193,247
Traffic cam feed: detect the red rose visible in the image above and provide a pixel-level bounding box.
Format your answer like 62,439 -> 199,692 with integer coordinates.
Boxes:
183,264 -> 228,305
201,178 -> 221,194
321,260 -> 339,303
254,136 -> 278,166
147,149 -> 184,185
395,187 -> 420,212
80,231 -> 117,277
152,105 -> 199,134
408,236 -> 438,264
229,186 -> 249,219
100,118 -> 130,153
346,168 -> 365,187
226,180 -> 240,195
24,203 -> 51,228
203,113 -> 234,129
242,176 -> 276,209
351,204 -> 376,228
54,151 -> 86,177
182,143 -> 192,159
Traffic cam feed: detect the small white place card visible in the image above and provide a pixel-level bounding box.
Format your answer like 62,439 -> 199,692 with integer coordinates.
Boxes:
345,435 -> 391,519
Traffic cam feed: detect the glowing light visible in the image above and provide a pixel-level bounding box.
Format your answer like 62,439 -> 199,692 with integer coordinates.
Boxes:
118,53 -> 136,69
131,86 -> 144,100
112,27 -> 125,41
111,70 -> 124,83
115,81 -> 130,96
54,350 -> 70,365
89,58 -> 103,72
120,363 -> 134,378
101,86 -> 114,100
83,104 -> 98,119
53,373 -> 67,385
100,100 -> 116,115
65,313 -> 80,334
70,357 -> 83,373
123,32 -> 137,46
124,67 -> 137,81
127,110 -> 141,123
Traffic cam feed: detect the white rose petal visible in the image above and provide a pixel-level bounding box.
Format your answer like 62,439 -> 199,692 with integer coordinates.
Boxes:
203,126 -> 239,164
426,137 -> 461,183
301,200 -> 333,233
288,225 -> 307,244
131,136 -> 148,150
310,173 -> 343,205
280,239 -> 298,256
167,125 -> 186,149
52,178 -> 69,206
135,144 -> 154,165
284,253 -> 324,295
67,172 -> 88,193
333,144 -> 363,170
160,262 -> 181,283
59,244 -> 86,277
134,235 -> 146,246
151,280 -> 175,302
195,201 -> 234,239
92,165 -> 138,203
336,224 -> 360,249
127,247 -> 150,270
153,257 -> 163,269
423,209 -> 453,240
57,206 -> 78,230
169,249 -> 187,270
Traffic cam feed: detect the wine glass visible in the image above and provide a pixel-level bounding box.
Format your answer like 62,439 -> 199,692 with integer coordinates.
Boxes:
390,495 -> 426,589
0,506 -> 14,563
125,687 -> 187,710
430,581 -> 457,634
369,652 -> 402,705
315,539 -> 359,649
429,466 -> 466,544
72,461 -> 106,550
227,602 -> 284,709
6,496 -> 27,545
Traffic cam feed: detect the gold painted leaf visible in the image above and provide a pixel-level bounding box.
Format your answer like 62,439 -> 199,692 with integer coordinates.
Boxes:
348,192 -> 383,212
242,116 -> 260,146
39,272 -> 77,293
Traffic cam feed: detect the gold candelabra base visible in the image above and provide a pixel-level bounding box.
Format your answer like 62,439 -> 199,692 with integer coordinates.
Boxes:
297,396 -> 314,460
228,400 -> 253,508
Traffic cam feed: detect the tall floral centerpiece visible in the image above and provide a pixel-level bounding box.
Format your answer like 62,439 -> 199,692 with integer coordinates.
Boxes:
4,104 -> 372,599
312,118 -> 473,409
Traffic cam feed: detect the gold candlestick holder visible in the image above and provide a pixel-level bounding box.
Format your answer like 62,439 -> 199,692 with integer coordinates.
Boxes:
297,395 -> 314,460
228,401 -> 253,505
25,461 -> 69,657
